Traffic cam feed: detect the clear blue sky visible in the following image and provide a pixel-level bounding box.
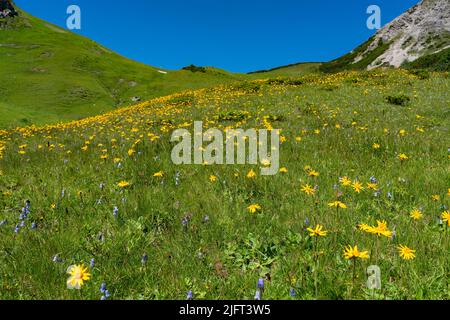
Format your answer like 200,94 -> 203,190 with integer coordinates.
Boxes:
14,0 -> 420,73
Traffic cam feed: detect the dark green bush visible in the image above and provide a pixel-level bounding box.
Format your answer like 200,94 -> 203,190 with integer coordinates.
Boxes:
181,64 -> 206,73
385,94 -> 411,106
234,82 -> 261,93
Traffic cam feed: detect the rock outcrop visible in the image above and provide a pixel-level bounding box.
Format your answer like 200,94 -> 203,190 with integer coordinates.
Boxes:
0,0 -> 17,18
354,0 -> 450,69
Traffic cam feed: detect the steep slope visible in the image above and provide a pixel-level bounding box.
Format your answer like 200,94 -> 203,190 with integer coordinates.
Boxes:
320,0 -> 450,73
0,2 -> 244,128
403,47 -> 450,71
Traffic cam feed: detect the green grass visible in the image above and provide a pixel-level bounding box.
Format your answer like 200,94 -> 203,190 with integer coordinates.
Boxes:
248,62 -> 322,77
0,69 -> 449,300
0,10 -> 247,128
403,48 -> 450,71
319,37 -> 392,73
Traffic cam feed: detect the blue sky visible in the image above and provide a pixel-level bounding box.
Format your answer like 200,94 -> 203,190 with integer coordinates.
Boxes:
14,0 -> 420,73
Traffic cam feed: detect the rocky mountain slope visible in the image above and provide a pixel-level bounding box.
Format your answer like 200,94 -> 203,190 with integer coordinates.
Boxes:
320,0 -> 450,73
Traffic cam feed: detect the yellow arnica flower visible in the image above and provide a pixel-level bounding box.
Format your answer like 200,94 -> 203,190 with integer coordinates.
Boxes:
358,221 -> 392,237
370,220 -> 393,238
447,188 -> 450,197
397,245 -> 416,260
67,264 -> 91,289
308,170 -> 319,177
300,184 -> 316,196
307,224 -> 328,237
352,181 -> 364,193
372,143 -> 380,149
209,175 -> 217,182
410,208 -> 423,221
366,182 -> 378,190
246,169 -> 257,179
328,201 -> 347,209
279,167 -> 288,173
441,211 -> 450,226
340,176 -> 352,186
357,223 -> 372,232
398,153 -> 409,161
343,245 -> 369,260
153,171 -> 164,177
432,195 -> 440,201
247,204 -> 261,214
117,181 -> 130,188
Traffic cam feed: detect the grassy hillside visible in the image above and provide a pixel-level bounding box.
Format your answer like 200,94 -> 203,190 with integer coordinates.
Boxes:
249,62 -> 322,76
319,37 -> 392,73
0,10 -> 245,128
0,69 -> 449,299
403,47 -> 450,71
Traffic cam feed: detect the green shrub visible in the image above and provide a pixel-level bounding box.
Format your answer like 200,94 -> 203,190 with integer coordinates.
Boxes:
266,78 -> 304,86
409,69 -> 430,80
217,110 -> 251,122
181,64 -> 206,73
234,82 -> 261,93
385,94 -> 411,106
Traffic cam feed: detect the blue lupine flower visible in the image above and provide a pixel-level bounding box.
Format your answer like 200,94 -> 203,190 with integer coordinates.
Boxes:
113,206 -> 119,217
141,254 -> 148,265
370,176 -> 377,183
100,284 -> 110,300
182,217 -> 189,228
19,221 -> 25,227
52,255 -> 62,263
304,217 -> 310,227
186,290 -> 193,300
61,189 -> 65,198
22,206 -> 30,216
14,224 -> 20,233
387,192 -> 393,200
90,258 -> 95,268
0,220 -> 7,226
254,289 -> 261,300
290,287 -> 296,297
257,278 -> 264,290
31,222 -> 37,229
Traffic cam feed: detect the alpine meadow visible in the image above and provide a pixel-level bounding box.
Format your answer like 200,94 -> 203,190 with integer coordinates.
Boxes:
0,0 -> 449,301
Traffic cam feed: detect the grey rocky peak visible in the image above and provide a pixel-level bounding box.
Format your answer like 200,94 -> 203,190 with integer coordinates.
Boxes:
355,0 -> 450,69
